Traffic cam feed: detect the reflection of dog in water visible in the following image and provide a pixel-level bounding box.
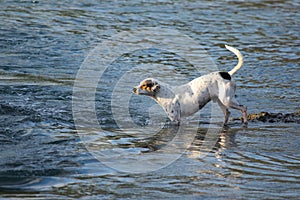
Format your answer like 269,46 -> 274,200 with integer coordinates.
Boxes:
134,126 -> 237,155
133,45 -> 247,125
188,127 -> 238,159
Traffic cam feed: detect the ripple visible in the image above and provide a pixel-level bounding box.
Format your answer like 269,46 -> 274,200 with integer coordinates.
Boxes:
0,0 -> 299,198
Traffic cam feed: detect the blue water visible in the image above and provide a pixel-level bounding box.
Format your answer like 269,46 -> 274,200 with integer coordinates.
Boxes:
0,1 -> 299,199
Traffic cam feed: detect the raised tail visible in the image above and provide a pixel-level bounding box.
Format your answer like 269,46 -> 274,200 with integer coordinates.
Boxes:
225,45 -> 244,76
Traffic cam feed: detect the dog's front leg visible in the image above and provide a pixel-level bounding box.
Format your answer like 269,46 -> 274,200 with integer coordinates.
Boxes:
166,97 -> 181,123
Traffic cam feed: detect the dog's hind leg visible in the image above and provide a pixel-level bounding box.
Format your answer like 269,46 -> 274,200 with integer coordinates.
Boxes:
218,81 -> 248,124
217,99 -> 231,125
226,98 -> 248,124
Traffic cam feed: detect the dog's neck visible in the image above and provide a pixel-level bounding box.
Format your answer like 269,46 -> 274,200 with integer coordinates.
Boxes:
153,82 -> 176,107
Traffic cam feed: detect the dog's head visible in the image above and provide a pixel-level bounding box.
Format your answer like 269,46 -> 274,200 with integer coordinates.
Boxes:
133,78 -> 161,97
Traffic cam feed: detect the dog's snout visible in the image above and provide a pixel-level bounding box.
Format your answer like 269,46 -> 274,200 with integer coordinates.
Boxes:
133,87 -> 138,93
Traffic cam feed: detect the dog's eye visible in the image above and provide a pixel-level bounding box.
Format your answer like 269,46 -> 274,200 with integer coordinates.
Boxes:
140,84 -> 147,90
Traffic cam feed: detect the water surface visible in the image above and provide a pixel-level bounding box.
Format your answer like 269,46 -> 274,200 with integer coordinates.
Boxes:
0,0 -> 299,199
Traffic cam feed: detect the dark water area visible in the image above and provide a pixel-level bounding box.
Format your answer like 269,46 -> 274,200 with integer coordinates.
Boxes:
0,0 -> 299,199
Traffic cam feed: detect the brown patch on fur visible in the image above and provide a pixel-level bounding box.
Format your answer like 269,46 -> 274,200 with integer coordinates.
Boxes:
140,80 -> 154,91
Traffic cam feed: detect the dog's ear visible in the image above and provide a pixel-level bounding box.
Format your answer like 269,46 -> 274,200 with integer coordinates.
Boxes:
151,83 -> 160,92
140,79 -> 160,93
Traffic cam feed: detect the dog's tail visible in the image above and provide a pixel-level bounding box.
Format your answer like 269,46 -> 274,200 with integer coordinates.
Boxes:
226,45 -> 244,76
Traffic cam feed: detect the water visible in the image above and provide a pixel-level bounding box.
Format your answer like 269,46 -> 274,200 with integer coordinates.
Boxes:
0,0 -> 299,199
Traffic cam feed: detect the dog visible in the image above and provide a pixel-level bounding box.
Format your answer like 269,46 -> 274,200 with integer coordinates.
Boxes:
132,45 -> 248,125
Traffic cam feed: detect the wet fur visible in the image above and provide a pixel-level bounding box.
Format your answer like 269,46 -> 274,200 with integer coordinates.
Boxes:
133,45 -> 248,125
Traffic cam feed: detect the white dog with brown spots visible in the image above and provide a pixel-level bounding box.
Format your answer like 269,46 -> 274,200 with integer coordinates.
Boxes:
133,45 -> 248,125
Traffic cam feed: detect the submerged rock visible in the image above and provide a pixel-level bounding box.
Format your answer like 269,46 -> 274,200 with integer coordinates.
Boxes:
232,111 -> 300,123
